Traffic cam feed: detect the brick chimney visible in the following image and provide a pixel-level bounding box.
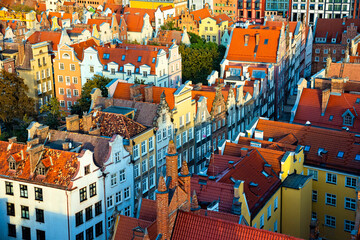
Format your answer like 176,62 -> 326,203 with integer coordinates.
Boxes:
191,190 -> 201,213
26,138 -> 44,174
62,142 -> 70,151
35,125 -> 49,143
156,175 -> 169,240
166,140 -> 178,189
17,42 -> 25,66
321,89 -> 331,116
255,33 -> 260,45
66,115 -> 80,132
330,78 -> 344,94
130,84 -> 143,101
244,34 -> 249,46
82,113 -> 93,133
178,161 -> 191,212
144,85 -> 153,103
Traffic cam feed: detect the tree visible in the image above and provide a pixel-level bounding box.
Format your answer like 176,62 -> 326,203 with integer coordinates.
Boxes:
40,97 -> 66,129
0,70 -> 35,125
160,20 -> 180,31
71,75 -> 111,116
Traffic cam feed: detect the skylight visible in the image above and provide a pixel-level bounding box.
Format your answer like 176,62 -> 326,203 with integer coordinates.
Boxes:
329,115 -> 334,121
103,53 -> 110,59
264,39 -> 268,44
152,57 -> 155,63
304,145 -> 311,152
261,171 -> 269,177
138,56 -> 142,62
356,98 -> 360,104
268,137 -> 273,142
355,154 -> 360,161
337,151 -> 344,158
121,55 -> 125,61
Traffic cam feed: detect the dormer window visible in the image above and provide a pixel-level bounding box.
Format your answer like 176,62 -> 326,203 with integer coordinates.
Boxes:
355,154 -> 360,161
138,56 -> 142,62
342,109 -> 355,126
337,151 -> 344,158
9,161 -> 16,170
331,38 -> 336,43
304,145 -> 311,152
121,55 -> 125,61
329,115 -> 334,121
37,167 -> 46,175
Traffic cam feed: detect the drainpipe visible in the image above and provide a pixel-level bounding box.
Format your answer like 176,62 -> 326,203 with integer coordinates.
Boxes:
66,191 -> 71,240
102,170 -> 108,240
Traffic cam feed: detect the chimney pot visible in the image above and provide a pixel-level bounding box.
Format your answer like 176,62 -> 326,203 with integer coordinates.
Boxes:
62,142 -> 70,150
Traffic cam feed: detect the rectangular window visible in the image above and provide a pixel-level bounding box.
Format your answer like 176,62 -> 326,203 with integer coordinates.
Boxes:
76,232 -> 84,240
76,211 -> 83,226
95,221 -> 103,237
134,164 -> 140,178
267,205 -> 271,219
85,206 -> 93,221
79,187 -> 87,202
119,169 -> 126,182
115,191 -> 122,203
58,75 -> 64,82
180,115 -> 184,127
89,183 -> 96,197
345,197 -> 356,211
6,181 -> 13,195
189,128 -> 194,140
70,64 -> 76,71
312,190 -> 318,202
149,155 -> 154,169
107,216 -> 114,229
186,112 -> 190,124
20,184 -> 28,198
133,145 -> 139,160
308,169 -> 318,181
325,215 -> 336,228
66,76 -> 71,85
149,173 -> 155,188
73,77 -> 78,84
326,173 -> 337,184
107,195 -> 113,209
345,177 -> 357,188
344,220 -> 355,232
260,214 -> 264,228
325,193 -> 336,206
74,89 -> 79,96
274,220 -> 278,232
37,229 -> 45,240
142,177 -> 148,193
8,224 -> 16,237
176,134 -> 181,148
111,173 -> 117,186
124,206 -> 131,216
95,201 -> 102,216
124,187 -> 130,200
22,227 -> 30,240
21,206 -> 29,219
36,208 -> 44,223
168,126 -> 172,138
182,131 -> 187,144
141,140 -> 147,156
7,202 -> 15,216
59,63 -> 64,70
86,226 -> 94,240
149,137 -> 154,151
142,160 -> 148,173
90,66 -> 94,73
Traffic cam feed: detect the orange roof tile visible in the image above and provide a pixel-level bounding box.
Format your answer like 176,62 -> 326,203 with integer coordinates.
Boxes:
191,8 -> 212,22
0,141 -> 79,189
123,14 -> 145,32
123,7 -> 155,23
315,18 -> 360,44
27,31 -> 62,51
160,5 -> 173,11
326,62 -> 360,81
256,119 -> 360,175
63,1 -> 75,6
294,88 -> 360,133
48,12 -> 72,20
113,215 -> 152,240
113,82 -> 177,109
138,198 -> 157,222
213,14 -> 233,25
70,38 -> 98,61
227,27 -> 281,63
87,19 -> 112,31
172,211 -> 301,240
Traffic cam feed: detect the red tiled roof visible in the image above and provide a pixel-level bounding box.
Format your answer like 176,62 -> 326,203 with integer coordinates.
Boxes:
0,141 -> 79,189
326,62 -> 360,81
160,5 -> 173,11
294,88 -> 360,133
172,211 -> 301,240
315,18 -> 360,44
70,38 -> 98,61
89,110 -> 148,138
218,150 -> 282,216
37,3 -> 46,12
212,14 -> 233,25
191,175 -> 234,213
113,215 -> 152,240
113,82 -> 177,109
63,1 -> 75,6
123,7 -> 155,23
139,198 -> 157,222
191,8 -> 212,22
123,14 -> 145,32
48,12 -> 72,20
87,19 -> 112,31
255,119 -> 360,175
155,30 -> 187,46
104,3 -> 123,13
227,27 -> 281,63
27,31 -> 62,51
265,21 -> 298,39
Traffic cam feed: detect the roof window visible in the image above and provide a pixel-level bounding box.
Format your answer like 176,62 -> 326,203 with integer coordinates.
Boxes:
138,56 -> 142,62
121,55 -> 125,61
355,154 -> 360,161
135,68 -> 139,73
356,98 -> 360,104
304,145 -> 311,152
261,171 -> 269,177
120,66 -> 123,72
329,115 -> 334,121
249,182 -> 258,187
268,137 -> 273,142
103,53 -> 110,59
264,39 -> 268,44
152,57 -> 155,63
337,151 -> 344,158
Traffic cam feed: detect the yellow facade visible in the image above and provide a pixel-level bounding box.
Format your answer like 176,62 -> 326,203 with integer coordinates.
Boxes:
199,17 -> 230,44
305,166 -> 358,240
280,148 -> 305,180
129,0 -> 173,9
281,177 -> 312,239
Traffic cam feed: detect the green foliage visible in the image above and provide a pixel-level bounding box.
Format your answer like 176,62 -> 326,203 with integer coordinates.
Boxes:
0,70 -> 35,124
160,21 -> 181,31
179,37 -> 226,84
71,75 -> 111,117
12,4 -> 35,12
0,114 -> 33,143
40,97 -> 66,129
134,78 -> 146,84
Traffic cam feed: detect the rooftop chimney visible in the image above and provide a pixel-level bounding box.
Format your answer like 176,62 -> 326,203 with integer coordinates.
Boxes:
244,34 -> 249,46
321,89 -> 331,116
62,142 -> 70,151
330,78 -> 344,94
66,115 -> 80,132
130,84 -> 143,101
255,33 -> 260,45
144,85 -> 153,103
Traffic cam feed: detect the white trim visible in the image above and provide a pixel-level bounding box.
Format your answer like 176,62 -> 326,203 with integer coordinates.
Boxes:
304,165 -> 360,178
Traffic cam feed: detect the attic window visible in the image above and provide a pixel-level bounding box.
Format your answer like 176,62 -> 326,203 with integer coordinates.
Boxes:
261,170 -> 269,177
121,55 -> 125,61
337,151 -> 344,158
37,167 -> 46,176
355,154 -> 360,161
135,68 -> 139,73
120,66 -> 124,72
264,39 -> 268,44
84,165 -> 90,175
329,115 -> 334,121
304,145 -> 311,152
343,112 -> 354,126
138,56 -> 142,62
103,53 -> 110,59
152,57 -> 155,63
356,98 -> 360,104
268,138 -> 273,142
9,161 -> 16,170
249,182 -> 258,187
331,38 -> 336,43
